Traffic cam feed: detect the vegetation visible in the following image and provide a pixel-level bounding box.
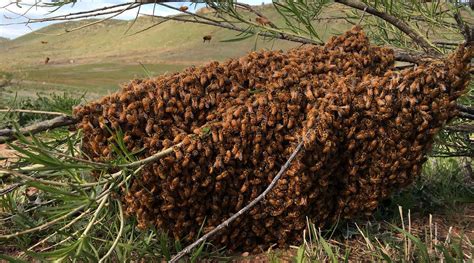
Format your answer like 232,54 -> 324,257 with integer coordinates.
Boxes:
0,0 -> 473,262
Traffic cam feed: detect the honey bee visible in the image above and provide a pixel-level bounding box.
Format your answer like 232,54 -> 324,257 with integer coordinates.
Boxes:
182,153 -> 191,167
255,16 -> 271,26
216,171 -> 229,181
214,156 -> 223,169
174,149 -> 184,160
170,177 -> 180,190
179,6 -> 188,11
215,181 -> 223,192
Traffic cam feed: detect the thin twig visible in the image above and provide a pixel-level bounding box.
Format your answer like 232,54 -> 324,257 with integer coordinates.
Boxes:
0,204 -> 86,239
98,200 -> 124,263
119,141 -> 183,168
27,3 -> 133,22
334,0 -> 441,55
143,13 -> 318,45
79,193 -> 109,239
62,3 -> 139,35
0,183 -> 22,195
24,208 -> 93,253
14,137 -> 182,170
0,108 -> 68,116
169,134 -> 307,262
0,168 -> 108,188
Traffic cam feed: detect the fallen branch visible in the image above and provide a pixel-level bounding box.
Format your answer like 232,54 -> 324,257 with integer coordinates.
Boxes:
169,135 -> 306,263
0,115 -> 76,143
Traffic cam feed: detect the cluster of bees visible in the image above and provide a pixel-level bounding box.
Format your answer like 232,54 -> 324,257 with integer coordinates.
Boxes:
73,26 -> 472,251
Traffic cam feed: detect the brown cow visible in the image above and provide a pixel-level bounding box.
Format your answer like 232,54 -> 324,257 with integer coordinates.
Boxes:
203,35 -> 212,43
41,41 -> 48,44
44,57 -> 50,64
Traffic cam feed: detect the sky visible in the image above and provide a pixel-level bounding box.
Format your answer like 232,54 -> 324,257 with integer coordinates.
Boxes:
0,0 -> 270,39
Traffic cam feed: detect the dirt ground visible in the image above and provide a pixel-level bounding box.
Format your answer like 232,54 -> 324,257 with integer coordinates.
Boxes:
0,144 -> 17,167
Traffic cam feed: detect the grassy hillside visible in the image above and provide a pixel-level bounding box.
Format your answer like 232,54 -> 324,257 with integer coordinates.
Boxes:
0,5 -> 350,69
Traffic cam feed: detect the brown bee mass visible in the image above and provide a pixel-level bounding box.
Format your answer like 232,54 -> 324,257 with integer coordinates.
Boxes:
73,26 -> 472,252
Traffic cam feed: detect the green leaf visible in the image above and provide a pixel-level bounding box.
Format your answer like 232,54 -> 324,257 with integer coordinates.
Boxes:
220,33 -> 255,42
319,234 -> 337,263
160,232 -> 171,261
391,225 -> 430,262
0,254 -> 28,263
295,245 -> 305,263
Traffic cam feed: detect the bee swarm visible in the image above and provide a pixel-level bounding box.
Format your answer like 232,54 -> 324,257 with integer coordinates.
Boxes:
73,27 -> 472,251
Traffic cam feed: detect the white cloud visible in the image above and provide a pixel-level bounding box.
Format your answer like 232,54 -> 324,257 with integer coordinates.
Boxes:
0,0 -> 273,39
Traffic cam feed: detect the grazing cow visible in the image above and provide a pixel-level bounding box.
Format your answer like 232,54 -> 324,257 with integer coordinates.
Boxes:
44,57 -> 50,64
41,41 -> 48,44
203,35 -> 212,43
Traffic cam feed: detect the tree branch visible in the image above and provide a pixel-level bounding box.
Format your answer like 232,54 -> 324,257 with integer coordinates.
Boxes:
169,135 -> 306,262
0,115 -> 76,144
445,124 -> 474,133
143,13 -> 318,45
457,104 -> 474,115
458,112 -> 474,120
334,0 -> 441,55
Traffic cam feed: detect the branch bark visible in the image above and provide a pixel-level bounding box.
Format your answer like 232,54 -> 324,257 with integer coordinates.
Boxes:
0,116 -> 76,143
457,104 -> 474,115
458,112 -> 474,120
334,0 -> 441,56
169,136 -> 306,262
445,124 -> 474,133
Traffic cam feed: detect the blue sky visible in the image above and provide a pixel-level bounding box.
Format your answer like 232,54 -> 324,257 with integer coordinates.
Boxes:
0,0 -> 270,39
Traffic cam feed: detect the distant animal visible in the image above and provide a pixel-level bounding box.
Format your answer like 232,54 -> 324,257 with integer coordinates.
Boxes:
179,6 -> 188,12
255,16 -> 271,26
44,57 -> 50,64
40,41 -> 48,44
203,35 -> 212,43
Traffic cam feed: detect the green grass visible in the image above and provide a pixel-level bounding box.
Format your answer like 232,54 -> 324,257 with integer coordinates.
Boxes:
0,62 -> 187,105
16,63 -> 185,91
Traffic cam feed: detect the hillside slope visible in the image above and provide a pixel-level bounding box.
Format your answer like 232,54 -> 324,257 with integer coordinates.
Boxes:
0,5 -> 350,69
